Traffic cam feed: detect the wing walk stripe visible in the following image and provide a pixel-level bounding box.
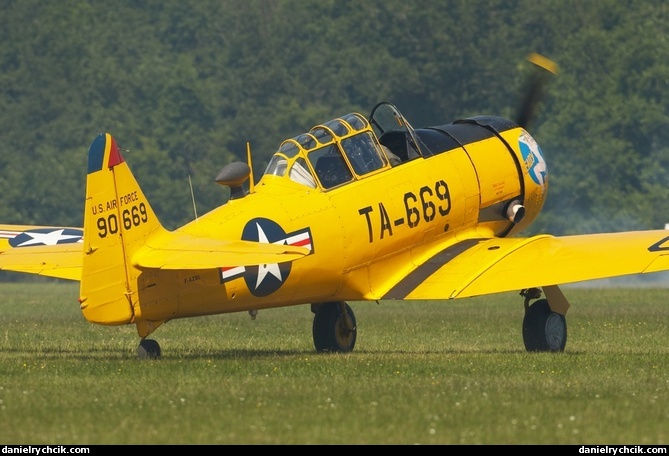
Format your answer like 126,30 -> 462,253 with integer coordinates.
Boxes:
382,239 -> 483,299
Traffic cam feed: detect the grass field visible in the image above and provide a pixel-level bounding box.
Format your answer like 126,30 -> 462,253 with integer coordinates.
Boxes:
0,281 -> 667,444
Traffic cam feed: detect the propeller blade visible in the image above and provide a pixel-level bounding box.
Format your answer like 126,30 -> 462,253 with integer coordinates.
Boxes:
515,53 -> 559,129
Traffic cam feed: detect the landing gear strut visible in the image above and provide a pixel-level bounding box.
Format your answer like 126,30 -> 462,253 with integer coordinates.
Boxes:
311,301 -> 357,353
520,288 -> 567,352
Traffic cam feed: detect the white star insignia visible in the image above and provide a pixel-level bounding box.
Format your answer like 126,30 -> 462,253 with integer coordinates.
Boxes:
254,222 -> 284,290
17,229 -> 81,247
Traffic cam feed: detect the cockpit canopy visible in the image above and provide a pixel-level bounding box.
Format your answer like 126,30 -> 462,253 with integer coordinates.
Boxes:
263,112 -> 393,190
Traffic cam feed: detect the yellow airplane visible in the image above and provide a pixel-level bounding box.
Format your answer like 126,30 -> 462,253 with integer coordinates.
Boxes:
2,54 -> 669,359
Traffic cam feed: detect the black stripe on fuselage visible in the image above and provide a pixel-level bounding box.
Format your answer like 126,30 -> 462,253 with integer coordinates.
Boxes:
382,238 -> 483,299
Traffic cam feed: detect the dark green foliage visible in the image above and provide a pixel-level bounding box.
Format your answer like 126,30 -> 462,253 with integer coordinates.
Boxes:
0,0 -> 667,233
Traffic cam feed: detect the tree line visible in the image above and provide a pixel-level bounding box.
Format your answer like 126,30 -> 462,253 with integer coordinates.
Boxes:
0,0 -> 667,234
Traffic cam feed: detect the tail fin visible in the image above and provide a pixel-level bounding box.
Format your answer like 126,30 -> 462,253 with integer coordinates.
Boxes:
79,133 -> 165,325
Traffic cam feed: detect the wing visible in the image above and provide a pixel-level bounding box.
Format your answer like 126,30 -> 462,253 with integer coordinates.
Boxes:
0,225 -> 84,280
383,230 -> 669,300
131,228 -> 311,270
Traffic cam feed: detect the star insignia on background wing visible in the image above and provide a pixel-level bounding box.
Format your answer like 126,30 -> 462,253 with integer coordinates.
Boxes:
16,229 -> 82,247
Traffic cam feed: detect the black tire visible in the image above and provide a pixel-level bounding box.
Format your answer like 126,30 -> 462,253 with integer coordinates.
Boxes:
137,338 -> 161,359
522,299 -> 567,352
312,302 -> 357,353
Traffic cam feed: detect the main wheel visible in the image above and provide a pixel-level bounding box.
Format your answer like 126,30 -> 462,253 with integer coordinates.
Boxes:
312,301 -> 357,353
522,299 -> 567,352
137,338 -> 161,359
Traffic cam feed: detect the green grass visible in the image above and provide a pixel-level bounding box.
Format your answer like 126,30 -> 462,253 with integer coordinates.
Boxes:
1,282 -> 668,444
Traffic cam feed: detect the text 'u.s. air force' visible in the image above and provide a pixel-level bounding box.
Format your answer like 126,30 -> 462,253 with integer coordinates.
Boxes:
90,191 -> 149,238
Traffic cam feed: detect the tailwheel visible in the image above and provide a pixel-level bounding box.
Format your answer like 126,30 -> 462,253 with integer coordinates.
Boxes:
137,338 -> 162,359
522,298 -> 567,352
312,301 -> 357,353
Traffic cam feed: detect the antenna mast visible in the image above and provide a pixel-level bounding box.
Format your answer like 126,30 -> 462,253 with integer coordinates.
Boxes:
188,175 -> 198,221
246,142 -> 255,194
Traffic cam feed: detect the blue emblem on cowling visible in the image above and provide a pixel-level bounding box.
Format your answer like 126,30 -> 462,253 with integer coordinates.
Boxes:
519,131 -> 547,189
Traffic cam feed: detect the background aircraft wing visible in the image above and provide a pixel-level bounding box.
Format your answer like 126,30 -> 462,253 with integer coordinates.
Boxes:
132,230 -> 311,270
0,244 -> 83,280
0,224 -> 84,281
384,230 -> 669,300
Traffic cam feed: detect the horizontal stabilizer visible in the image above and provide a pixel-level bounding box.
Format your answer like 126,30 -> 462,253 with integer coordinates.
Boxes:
132,230 -> 311,270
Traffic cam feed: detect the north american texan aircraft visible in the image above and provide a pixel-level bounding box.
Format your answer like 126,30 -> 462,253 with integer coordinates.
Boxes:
2,54 -> 669,359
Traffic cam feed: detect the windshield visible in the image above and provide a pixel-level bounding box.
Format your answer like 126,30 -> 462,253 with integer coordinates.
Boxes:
369,102 -> 424,162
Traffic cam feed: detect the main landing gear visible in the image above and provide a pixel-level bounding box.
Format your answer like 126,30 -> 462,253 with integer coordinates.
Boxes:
520,287 -> 567,352
134,291 -> 564,358
311,301 -> 357,353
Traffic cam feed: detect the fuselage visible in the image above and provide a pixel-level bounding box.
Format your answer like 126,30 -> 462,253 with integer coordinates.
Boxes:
129,105 -> 549,324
